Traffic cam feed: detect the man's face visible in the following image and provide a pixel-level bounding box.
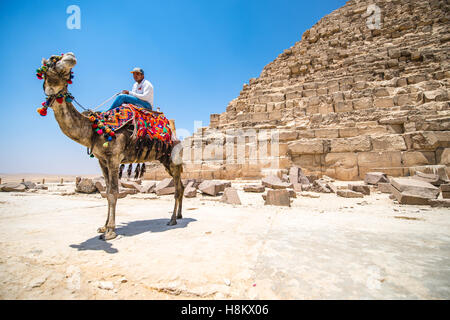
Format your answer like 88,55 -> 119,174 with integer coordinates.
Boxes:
132,72 -> 144,82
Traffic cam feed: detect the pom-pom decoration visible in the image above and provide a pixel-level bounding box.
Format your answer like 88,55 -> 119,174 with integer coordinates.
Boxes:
103,142 -> 109,148
37,107 -> 47,116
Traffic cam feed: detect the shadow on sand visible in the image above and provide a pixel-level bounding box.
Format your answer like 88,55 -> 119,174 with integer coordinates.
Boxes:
69,218 -> 196,254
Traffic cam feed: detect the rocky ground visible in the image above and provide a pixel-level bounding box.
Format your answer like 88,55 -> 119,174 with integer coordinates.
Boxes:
0,178 -> 449,299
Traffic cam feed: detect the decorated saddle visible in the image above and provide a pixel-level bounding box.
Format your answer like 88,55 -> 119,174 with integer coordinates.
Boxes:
93,104 -> 173,144
87,104 -> 175,179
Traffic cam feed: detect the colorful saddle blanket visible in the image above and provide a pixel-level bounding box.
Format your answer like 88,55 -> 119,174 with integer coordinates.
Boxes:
97,104 -> 173,145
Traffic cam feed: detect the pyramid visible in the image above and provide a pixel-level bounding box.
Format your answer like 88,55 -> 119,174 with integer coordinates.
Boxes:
146,0 -> 450,181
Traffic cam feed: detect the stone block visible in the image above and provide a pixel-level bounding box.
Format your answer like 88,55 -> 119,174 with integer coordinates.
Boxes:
377,182 -> 391,193
390,177 -> 440,199
262,175 -> 292,189
288,139 -> 325,154
155,178 -> 174,193
337,190 -> 364,198
428,199 -> 450,207
75,178 -> 97,194
352,97 -> 373,110
184,186 -> 197,198
330,136 -> 371,153
264,189 -> 291,207
221,187 -> 242,205
0,183 -> 26,192
348,184 -> 370,195
371,135 -> 407,151
364,172 -> 388,185
156,186 -> 176,196
243,185 -> 265,193
374,97 -> 394,108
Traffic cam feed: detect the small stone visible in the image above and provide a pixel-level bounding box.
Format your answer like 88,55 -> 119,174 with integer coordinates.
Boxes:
224,278 -> 231,286
98,281 -> 114,290
120,277 -> 127,283
30,275 -> 47,288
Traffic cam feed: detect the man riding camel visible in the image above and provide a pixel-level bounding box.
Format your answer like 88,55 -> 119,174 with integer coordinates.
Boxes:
107,67 -> 153,111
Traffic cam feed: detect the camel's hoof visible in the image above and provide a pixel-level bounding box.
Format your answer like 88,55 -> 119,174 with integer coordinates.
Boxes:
97,226 -> 106,233
167,219 -> 177,226
176,215 -> 183,220
100,231 -> 117,241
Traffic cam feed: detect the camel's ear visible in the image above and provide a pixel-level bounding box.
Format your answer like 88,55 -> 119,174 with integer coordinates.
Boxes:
41,58 -> 48,66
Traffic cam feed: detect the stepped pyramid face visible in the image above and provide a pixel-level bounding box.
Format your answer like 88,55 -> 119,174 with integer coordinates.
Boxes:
145,0 -> 450,181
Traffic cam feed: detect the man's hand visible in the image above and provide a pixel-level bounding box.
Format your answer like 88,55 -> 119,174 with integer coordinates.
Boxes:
121,90 -> 129,94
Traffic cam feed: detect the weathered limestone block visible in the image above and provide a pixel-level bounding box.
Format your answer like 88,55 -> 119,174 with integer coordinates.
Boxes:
401,151 -> 435,167
120,180 -> 146,193
156,186 -> 176,196
337,189 -> 364,198
389,177 -> 440,205
371,135 -> 407,151
335,101 -> 353,113
428,199 -> 450,207
75,178 -> 97,194
221,187 -> 242,205
279,130 -> 298,141
358,152 -> 402,173
288,139 -> 325,154
404,131 -> 450,150
243,185 -> 265,193
338,127 -> 359,138
330,136 -> 371,153
364,172 -> 388,185
352,97 -> 373,110
390,177 -> 440,199
262,175 -> 292,189
0,183 -> 26,192
264,189 -> 291,207
198,180 -> 231,196
314,128 -> 339,138
348,184 -> 370,195
374,97 -> 394,108
155,178 -> 174,193
377,182 -> 391,193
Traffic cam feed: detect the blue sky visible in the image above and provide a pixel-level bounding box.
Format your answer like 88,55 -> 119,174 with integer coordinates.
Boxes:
0,0 -> 346,174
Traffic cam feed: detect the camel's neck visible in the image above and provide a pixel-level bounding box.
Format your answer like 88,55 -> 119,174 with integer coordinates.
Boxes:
51,98 -> 93,148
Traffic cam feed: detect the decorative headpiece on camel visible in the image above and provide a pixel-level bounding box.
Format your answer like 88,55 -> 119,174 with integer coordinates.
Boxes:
37,52 -> 185,240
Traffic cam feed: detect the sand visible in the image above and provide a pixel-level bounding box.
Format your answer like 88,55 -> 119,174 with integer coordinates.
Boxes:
0,179 -> 449,299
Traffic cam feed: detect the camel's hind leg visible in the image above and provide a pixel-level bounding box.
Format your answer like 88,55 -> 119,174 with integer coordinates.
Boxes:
163,161 -> 184,226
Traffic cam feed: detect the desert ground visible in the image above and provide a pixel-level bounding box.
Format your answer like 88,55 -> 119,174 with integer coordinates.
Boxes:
0,175 -> 449,300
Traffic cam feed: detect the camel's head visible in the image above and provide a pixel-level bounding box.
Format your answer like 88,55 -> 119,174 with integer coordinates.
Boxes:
40,52 -> 77,96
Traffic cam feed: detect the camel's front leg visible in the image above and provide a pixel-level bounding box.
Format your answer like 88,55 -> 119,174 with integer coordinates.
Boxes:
101,164 -> 120,240
97,160 -> 110,234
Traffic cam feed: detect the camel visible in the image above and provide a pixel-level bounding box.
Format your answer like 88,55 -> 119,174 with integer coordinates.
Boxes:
39,52 -> 185,240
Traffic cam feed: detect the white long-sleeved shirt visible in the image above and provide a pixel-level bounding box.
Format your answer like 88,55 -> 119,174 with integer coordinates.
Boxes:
129,79 -> 153,106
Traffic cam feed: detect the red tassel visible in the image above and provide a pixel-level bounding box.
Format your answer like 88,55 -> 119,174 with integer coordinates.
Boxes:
67,80 -> 72,84
56,97 -> 63,104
